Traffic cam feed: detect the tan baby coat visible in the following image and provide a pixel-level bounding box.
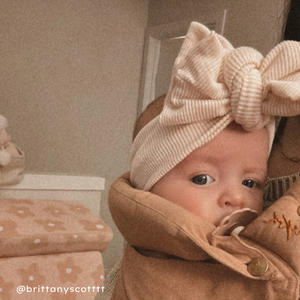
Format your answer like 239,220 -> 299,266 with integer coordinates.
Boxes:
109,173 -> 300,299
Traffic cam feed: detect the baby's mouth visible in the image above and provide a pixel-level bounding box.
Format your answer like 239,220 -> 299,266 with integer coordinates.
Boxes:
215,208 -> 259,236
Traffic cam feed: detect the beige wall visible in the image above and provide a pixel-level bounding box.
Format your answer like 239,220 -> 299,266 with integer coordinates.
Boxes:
0,0 -> 149,272
148,0 -> 286,55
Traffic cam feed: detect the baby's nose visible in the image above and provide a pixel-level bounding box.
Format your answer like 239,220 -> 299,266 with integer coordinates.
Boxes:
219,186 -> 245,208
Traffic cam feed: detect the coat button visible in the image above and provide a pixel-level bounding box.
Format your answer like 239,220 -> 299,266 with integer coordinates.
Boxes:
247,257 -> 268,277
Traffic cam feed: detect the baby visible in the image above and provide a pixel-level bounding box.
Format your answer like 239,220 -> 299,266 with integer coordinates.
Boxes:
107,22 -> 300,300
134,96 -> 268,228
150,120 -> 268,226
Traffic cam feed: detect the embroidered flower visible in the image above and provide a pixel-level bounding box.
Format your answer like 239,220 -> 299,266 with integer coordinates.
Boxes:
64,233 -> 85,248
43,206 -> 67,217
17,263 -> 46,287
68,204 -> 90,214
34,219 -> 66,232
0,220 -> 18,235
27,236 -> 50,250
7,206 -> 35,218
57,257 -> 83,283
79,220 -> 105,231
0,275 -> 14,299
91,263 -> 104,285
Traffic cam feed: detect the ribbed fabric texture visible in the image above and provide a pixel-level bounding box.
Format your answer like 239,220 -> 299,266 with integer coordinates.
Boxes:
263,172 -> 300,209
131,22 -> 300,191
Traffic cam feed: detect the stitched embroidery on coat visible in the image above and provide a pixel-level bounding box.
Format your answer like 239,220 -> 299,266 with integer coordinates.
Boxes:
264,212 -> 300,240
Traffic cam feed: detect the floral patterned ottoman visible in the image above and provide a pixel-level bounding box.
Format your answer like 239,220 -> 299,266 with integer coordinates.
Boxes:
0,198 -> 113,300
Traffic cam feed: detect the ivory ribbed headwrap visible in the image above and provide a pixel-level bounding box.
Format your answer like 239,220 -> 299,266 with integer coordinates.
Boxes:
131,22 -> 300,191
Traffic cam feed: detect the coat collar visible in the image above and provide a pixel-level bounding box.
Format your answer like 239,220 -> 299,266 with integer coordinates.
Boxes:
109,173 -> 261,267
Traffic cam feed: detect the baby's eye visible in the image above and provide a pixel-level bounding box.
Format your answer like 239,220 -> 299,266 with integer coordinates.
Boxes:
191,174 -> 214,185
242,179 -> 257,188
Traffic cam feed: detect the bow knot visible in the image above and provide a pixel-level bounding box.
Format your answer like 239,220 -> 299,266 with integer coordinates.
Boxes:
224,47 -> 270,130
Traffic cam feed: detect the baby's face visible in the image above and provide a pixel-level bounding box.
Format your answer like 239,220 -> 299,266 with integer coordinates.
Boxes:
151,122 -> 269,226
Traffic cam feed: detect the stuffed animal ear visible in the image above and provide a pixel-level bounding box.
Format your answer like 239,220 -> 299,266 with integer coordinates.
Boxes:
0,115 -> 11,166
0,114 -> 25,185
0,114 -> 8,130
0,146 -> 11,166
0,141 -> 25,186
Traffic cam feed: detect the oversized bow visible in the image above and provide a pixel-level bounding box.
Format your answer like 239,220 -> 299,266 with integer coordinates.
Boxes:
131,22 -> 300,191
161,22 -> 300,131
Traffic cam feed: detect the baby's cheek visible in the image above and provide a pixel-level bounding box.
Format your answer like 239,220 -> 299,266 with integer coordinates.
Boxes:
252,192 -> 263,213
